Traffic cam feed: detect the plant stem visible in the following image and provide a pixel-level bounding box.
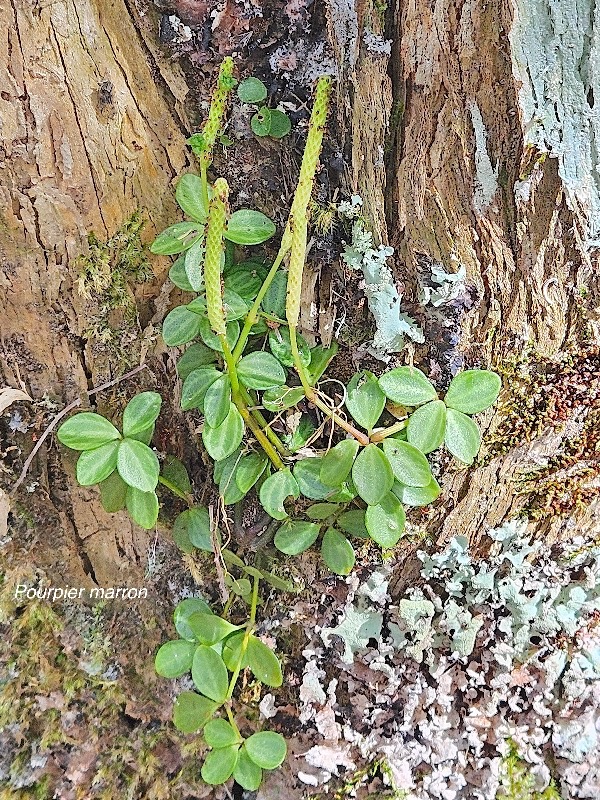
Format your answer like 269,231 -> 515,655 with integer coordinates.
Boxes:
157,475 -> 191,503
369,420 -> 408,442
231,242 -> 290,362
239,385 -> 289,457
226,575 -> 260,700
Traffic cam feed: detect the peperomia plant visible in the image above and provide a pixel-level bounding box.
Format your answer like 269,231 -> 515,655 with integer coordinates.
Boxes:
55,58 -> 502,792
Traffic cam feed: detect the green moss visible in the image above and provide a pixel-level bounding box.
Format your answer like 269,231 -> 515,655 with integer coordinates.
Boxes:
499,741 -> 562,800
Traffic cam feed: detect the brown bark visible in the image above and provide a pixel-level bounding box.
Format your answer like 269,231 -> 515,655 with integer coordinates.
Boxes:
1,0 -> 191,589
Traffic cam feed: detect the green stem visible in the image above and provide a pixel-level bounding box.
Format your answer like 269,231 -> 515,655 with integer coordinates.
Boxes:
239,385 -> 289,457
369,420 -> 408,443
226,575 -> 260,701
289,325 -> 313,395
232,242 -> 290,362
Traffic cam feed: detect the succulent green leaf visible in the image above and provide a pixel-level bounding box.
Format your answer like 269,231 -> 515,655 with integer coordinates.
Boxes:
244,731 -> 287,770
161,456 -> 192,496
154,639 -> 195,678
237,76 -> 267,103
345,371 -> 386,431
247,635 -> 283,686
221,288 -> 249,321
203,374 -> 232,428
274,519 -> 320,555
235,452 -> 268,494
337,509 -> 369,538
321,528 -> 355,575
234,747 -> 263,791
122,392 -> 162,437
128,424 -> 154,445
406,399 -> 447,454
306,342 -> 338,384
306,502 -> 340,520
173,691 -> 218,733
262,385 -> 305,412
382,439 -> 433,487
392,477 -> 441,507
57,412 -> 121,451
320,439 -> 359,487
99,471 -> 128,513
173,508 -> 213,552
251,107 -> 272,136
225,210 -> 276,245
365,491 -> 406,548
204,718 -> 241,748
198,318 -> 240,352
174,597 -> 212,641
176,344 -> 218,379
181,367 -> 222,411
169,255 -> 196,291
378,366 -> 438,406
444,369 -> 501,414
259,468 -> 299,519
237,351 -> 286,390
201,745 -> 239,785
293,457 -> 332,499
222,631 -> 250,671
150,222 -> 201,255
76,441 -> 118,485
125,487 -> 159,529
192,646 -> 229,703
268,327 -> 311,367
261,271 -> 287,318
202,404 -> 245,462
117,439 -> 160,491
162,306 -> 202,346
216,449 -> 246,505
175,173 -> 209,222
188,613 -> 242,645
352,444 -> 394,506
445,408 -> 481,464
184,235 -> 206,291
268,109 -> 291,138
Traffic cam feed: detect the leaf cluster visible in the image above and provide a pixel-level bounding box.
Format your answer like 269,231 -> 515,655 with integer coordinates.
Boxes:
237,77 -> 292,139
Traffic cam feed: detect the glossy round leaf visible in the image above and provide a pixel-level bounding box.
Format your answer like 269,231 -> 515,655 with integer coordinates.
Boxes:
274,520 -> 320,555
198,318 -> 240,353
444,369 -> 501,414
238,351 -> 286,390
262,386 -> 304,412
406,400 -> 447,454
150,222 -> 201,255
192,646 -> 229,703
76,441 -> 118,485
259,468 -> 299,519
216,449 -> 246,505
268,109 -> 291,138
188,612 -> 242,645
251,107 -> 272,136
222,288 -> 249,321
320,439 -> 359,487
445,408 -> 481,465
57,412 -> 120,451
128,424 -> 154,445
378,367 -> 438,406
392,478 -> 441,507
173,691 -> 218,733
225,209 -> 276,245
161,456 -> 192,496
99,471 -> 128,513
306,502 -> 340,520
234,747 -> 263,791
174,597 -> 212,641
365,492 -> 406,548
162,306 -> 202,346
203,375 -> 232,428
307,342 -> 338,384
184,235 -> 206,291
174,507 -> 213,552
244,731 -> 287,770
382,439 -> 432,487
154,639 -> 195,678
352,444 -> 394,506
117,439 -> 160,491
237,76 -> 267,103
201,745 -> 239,785
337,509 -> 368,538
224,268 -> 262,301
321,528 -> 355,575
293,457 -> 332,500
122,392 -> 162,437
247,635 -> 283,686
125,487 -> 159,529
181,367 -> 222,411
204,718 -> 240,748
202,404 -> 245,461
169,255 -> 195,291
261,271 -> 287,318
176,344 -> 217,379
175,173 -> 209,222
268,327 -> 310,368
235,452 -> 268,494
222,631 -> 250,671
345,371 -> 386,431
